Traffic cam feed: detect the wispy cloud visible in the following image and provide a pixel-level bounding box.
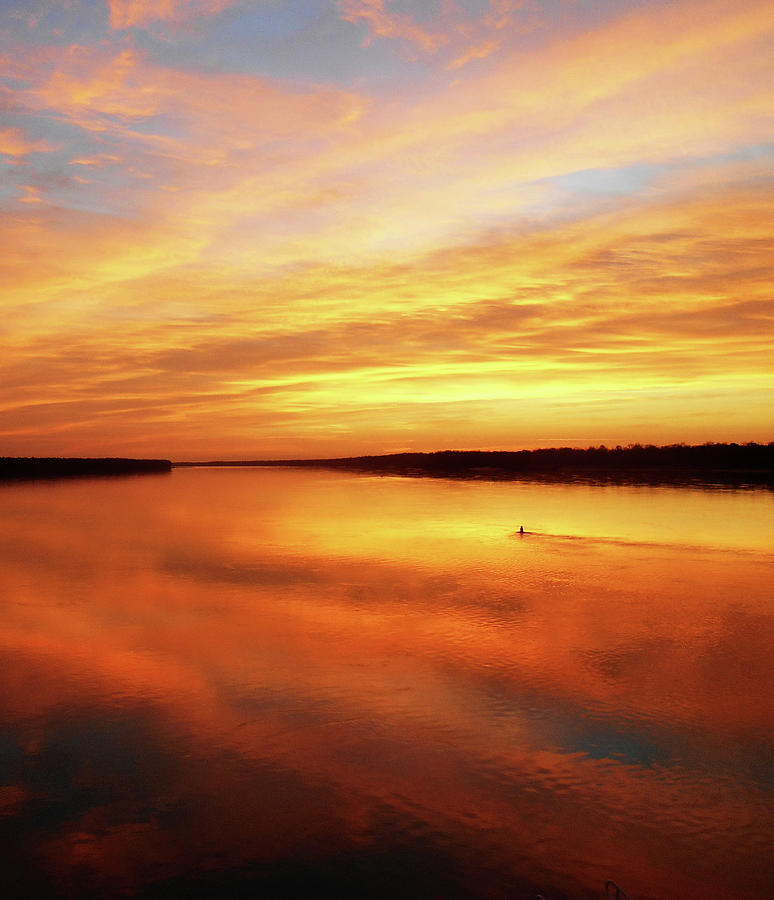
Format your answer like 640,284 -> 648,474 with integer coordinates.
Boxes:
446,38 -> 502,71
0,125 -> 54,158
1,155 -> 771,456
0,0 -> 772,455
338,0 -> 449,54
108,0 -> 240,30
338,0 -> 541,66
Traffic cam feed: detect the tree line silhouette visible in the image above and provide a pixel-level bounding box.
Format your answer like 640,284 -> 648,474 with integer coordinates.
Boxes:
12,445 -> 769,485
0,457 -> 172,481
205,442 -> 774,486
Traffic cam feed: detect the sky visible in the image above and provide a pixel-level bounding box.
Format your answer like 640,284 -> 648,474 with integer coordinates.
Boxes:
1,0 -> 772,460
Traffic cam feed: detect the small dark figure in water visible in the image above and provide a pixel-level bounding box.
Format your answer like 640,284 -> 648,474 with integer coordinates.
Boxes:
519,525 -> 524,534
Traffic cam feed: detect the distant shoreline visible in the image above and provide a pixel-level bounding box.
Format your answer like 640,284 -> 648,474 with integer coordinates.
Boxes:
0,457 -> 172,481
4,446 -> 771,487
174,443 -> 774,488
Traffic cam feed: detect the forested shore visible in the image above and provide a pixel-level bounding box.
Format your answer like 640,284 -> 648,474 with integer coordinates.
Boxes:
176,442 -> 774,486
1,458 -> 172,481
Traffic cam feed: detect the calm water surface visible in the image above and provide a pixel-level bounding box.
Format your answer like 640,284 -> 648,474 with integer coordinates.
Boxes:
1,468 -> 773,899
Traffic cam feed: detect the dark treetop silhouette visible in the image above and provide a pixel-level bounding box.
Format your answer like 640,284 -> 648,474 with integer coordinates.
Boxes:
176,443 -> 774,487
0,457 -> 172,481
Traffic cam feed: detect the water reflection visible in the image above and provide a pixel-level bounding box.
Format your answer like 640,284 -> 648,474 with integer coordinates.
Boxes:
1,469 -> 773,898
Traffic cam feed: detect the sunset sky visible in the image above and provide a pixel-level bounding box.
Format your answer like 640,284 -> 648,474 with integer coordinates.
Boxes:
1,0 -> 772,459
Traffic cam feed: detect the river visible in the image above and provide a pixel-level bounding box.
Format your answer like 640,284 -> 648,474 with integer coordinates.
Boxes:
1,467 -> 772,898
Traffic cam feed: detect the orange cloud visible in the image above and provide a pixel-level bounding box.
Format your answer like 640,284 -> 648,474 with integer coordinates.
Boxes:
68,153 -> 124,167
108,0 -> 238,30
338,0 -> 538,63
0,126 -> 53,158
23,42 -> 365,158
1,159 -> 771,458
338,0 -> 448,53
30,45 -> 161,127
482,0 -> 523,31
1,0 -> 772,456
446,37 -> 501,70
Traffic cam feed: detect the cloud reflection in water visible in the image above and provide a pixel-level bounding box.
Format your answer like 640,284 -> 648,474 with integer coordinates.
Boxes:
0,468 -> 773,898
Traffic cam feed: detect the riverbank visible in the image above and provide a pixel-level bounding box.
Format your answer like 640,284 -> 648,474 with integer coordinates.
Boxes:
0,457 -> 173,481
175,444 -> 774,488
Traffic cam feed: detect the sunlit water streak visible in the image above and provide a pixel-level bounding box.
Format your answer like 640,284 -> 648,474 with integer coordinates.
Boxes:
0,468 -> 773,899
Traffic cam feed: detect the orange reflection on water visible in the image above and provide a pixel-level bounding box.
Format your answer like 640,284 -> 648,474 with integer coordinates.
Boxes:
1,468 -> 773,899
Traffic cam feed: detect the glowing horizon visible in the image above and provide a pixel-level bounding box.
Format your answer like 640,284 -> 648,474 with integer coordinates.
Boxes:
2,0 -> 772,459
